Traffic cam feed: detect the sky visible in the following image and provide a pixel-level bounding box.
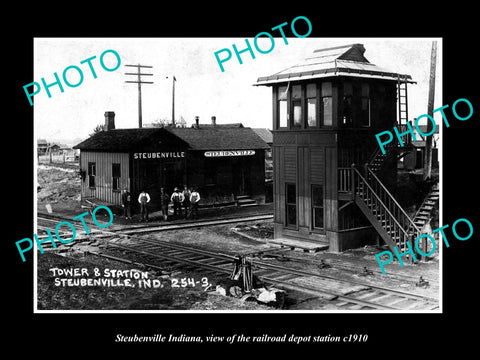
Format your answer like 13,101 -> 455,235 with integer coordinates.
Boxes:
33,37 -> 442,145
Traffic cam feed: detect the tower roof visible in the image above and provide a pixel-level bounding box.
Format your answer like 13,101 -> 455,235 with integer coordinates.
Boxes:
255,43 -> 414,85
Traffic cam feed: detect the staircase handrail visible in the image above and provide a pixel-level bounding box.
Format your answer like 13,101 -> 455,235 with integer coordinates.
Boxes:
352,166 -> 411,240
366,166 -> 421,236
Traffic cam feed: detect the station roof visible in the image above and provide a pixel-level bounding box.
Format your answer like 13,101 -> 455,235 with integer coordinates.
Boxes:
168,126 -> 270,150
255,43 -> 414,86
74,125 -> 270,152
252,128 -> 273,144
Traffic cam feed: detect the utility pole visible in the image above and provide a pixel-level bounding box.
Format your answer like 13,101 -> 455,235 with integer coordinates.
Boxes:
125,64 -> 153,128
424,41 -> 437,180
166,75 -> 176,126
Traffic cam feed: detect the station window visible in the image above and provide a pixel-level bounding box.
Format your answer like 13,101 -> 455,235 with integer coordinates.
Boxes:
112,163 -> 121,191
360,83 -> 370,127
321,82 -> 333,126
306,83 -> 317,127
278,85 -> 288,128
285,183 -> 297,227
291,85 -> 302,127
312,185 -> 324,230
341,82 -> 353,126
88,162 -> 96,188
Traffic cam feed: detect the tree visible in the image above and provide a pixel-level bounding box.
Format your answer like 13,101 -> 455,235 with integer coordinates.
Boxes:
89,124 -> 104,137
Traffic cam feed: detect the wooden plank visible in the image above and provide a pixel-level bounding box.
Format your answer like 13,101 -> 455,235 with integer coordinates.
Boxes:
310,147 -> 324,184
284,146 -> 297,182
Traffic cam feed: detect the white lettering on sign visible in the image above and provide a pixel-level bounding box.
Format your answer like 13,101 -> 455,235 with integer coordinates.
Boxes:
133,152 -> 185,159
204,150 -> 255,157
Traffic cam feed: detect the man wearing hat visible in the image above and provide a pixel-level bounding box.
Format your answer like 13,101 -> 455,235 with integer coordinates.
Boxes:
170,187 -> 184,220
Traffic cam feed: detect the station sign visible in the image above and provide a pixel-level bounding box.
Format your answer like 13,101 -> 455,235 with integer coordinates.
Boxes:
134,152 -> 185,159
204,150 -> 255,157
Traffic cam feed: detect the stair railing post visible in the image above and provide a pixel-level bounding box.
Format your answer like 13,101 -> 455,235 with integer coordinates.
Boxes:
409,234 -> 417,264
351,163 -> 356,196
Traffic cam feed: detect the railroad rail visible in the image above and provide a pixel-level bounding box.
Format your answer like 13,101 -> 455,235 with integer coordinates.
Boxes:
36,213 -> 439,311
37,213 -> 273,238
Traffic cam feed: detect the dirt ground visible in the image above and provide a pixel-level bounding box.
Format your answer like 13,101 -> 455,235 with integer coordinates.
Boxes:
37,252 -> 273,311
36,164 -> 440,311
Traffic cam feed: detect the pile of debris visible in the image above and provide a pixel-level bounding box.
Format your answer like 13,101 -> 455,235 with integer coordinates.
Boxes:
37,165 -> 81,203
231,222 -> 274,242
211,256 -> 285,308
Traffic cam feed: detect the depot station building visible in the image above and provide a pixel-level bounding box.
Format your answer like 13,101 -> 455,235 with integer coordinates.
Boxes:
74,112 -> 269,212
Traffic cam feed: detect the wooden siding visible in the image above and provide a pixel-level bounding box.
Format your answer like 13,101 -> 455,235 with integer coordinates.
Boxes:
80,151 -> 130,205
284,147 -> 297,182
298,147 -> 310,228
273,146 -> 283,224
325,147 -> 338,232
310,147 -> 324,184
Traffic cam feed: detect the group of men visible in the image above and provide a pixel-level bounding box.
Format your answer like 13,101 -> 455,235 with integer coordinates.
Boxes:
121,186 -> 201,222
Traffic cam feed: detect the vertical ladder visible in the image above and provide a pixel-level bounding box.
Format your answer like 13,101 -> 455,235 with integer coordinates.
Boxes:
397,75 -> 409,125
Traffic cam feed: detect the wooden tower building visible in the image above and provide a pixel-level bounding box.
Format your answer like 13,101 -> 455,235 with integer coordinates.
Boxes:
256,43 -> 420,253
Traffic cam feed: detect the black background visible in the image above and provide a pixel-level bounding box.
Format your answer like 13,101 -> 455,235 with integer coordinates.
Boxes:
6,4 -> 477,354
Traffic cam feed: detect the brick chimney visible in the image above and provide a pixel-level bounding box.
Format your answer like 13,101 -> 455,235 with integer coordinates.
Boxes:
211,116 -> 216,126
194,116 -> 200,128
104,111 -> 115,131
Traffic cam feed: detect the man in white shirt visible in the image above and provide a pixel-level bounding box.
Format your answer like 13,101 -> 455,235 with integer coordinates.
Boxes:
138,190 -> 151,222
189,188 -> 201,220
170,187 -> 184,220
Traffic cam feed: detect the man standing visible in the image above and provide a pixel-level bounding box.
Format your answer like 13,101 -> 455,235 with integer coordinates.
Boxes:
160,188 -> 169,221
182,185 -> 191,220
121,188 -> 132,219
170,187 -> 184,220
138,189 -> 151,222
189,187 -> 201,220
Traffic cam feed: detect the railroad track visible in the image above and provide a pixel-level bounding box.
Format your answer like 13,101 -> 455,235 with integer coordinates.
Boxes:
37,213 -> 273,238
36,214 -> 439,311
98,237 -> 438,311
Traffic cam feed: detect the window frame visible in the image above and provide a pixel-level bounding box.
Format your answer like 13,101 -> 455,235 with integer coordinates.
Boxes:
112,163 -> 121,191
285,182 -> 297,228
88,162 -> 96,188
306,83 -> 318,128
277,85 -> 288,129
360,83 -> 371,127
340,82 -> 353,127
311,184 -> 325,231
321,82 -> 333,127
290,85 -> 302,128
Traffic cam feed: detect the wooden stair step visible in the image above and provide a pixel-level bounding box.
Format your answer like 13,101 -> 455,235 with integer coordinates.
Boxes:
420,205 -> 434,210
415,215 -> 430,220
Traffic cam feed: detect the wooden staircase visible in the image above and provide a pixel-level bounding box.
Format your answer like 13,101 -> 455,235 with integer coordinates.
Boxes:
412,182 -> 439,231
352,165 -> 421,257
336,77 -> 435,258
339,130 -> 432,259
366,123 -> 413,173
236,195 -> 257,207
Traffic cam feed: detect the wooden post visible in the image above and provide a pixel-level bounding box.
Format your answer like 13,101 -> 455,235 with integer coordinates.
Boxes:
172,77 -> 174,126
424,41 -> 437,180
351,163 -> 356,196
137,66 -> 142,128
125,64 -> 153,129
